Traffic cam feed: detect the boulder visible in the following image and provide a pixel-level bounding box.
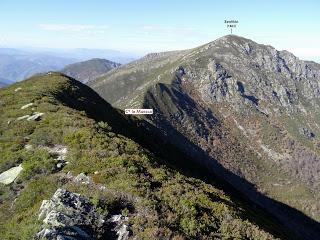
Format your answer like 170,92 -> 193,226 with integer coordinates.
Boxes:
0,164 -> 23,185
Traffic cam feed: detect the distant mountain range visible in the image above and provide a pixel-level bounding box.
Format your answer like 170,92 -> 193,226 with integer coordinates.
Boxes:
61,58 -> 121,83
0,48 -> 77,82
42,48 -> 137,64
0,48 -> 138,83
0,77 -> 12,87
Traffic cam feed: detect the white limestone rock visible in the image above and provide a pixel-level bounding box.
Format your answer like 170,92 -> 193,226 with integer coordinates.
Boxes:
17,115 -> 30,121
21,103 -> 34,109
14,87 -> 22,92
0,164 -> 23,185
27,112 -> 44,121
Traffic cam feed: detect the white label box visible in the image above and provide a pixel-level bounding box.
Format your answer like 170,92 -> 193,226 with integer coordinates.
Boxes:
125,109 -> 153,115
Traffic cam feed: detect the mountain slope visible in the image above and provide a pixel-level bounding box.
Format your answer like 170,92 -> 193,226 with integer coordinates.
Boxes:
0,72 -> 293,239
62,58 -> 120,83
89,35 -> 320,239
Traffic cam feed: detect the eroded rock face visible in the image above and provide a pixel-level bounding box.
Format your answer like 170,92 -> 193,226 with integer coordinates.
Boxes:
178,35 -> 320,113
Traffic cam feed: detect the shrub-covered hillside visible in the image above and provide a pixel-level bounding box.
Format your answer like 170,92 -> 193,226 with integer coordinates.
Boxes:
0,72 -> 294,239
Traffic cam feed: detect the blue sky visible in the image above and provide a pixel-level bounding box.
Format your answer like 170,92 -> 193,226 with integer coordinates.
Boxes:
0,0 -> 319,61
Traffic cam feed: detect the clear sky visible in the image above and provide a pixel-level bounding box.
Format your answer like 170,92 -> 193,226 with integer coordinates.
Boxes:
0,0 -> 319,61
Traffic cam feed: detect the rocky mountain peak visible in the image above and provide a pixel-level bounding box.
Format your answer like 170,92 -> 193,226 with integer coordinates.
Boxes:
175,35 -> 320,114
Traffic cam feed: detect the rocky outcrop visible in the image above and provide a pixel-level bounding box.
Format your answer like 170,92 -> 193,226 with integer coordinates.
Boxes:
35,189 -> 130,240
36,188 -> 106,239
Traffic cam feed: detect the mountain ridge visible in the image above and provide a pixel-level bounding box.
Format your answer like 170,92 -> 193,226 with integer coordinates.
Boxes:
89,34 -> 320,239
0,72 -> 296,239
